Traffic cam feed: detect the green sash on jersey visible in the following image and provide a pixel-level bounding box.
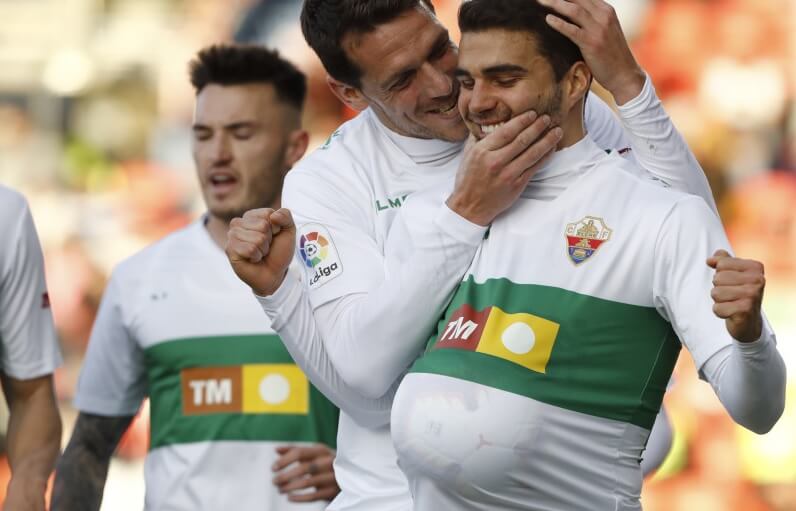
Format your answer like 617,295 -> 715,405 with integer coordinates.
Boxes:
145,335 -> 338,449
411,277 -> 680,429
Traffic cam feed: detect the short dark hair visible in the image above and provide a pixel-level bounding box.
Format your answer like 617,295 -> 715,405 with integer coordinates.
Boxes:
300,0 -> 436,88
189,44 -> 306,110
458,0 -> 583,81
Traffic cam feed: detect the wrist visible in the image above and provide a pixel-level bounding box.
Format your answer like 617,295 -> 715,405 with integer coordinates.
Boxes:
445,194 -> 490,227
253,267 -> 289,297
5,475 -> 47,502
609,68 -> 646,106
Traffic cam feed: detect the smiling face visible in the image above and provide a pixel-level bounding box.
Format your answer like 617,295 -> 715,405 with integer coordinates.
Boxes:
456,29 -> 568,142
339,5 -> 469,142
192,83 -> 299,222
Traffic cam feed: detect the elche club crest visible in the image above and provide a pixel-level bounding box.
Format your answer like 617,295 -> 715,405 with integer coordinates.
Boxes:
564,216 -> 612,265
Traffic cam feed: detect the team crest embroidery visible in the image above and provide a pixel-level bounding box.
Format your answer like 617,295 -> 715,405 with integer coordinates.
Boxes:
565,216 -> 612,265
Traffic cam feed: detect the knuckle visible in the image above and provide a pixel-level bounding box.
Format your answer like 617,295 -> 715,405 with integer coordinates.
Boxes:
487,161 -> 502,175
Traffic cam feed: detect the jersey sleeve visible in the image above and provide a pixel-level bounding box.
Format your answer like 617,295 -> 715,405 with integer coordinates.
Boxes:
283,168 -> 385,309
585,75 -> 717,214
652,196 -> 786,432
652,196 -> 737,366
615,74 -> 717,213
73,270 -> 147,416
257,268 -> 393,428
584,93 -> 630,153
0,195 -> 62,379
278,172 -> 487,399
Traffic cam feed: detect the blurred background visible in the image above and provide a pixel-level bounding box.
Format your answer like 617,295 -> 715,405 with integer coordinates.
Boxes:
0,0 -> 794,509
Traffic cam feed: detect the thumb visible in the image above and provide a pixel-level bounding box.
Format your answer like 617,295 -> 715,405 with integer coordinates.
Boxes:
275,445 -> 292,455
707,249 -> 731,269
270,209 -> 296,232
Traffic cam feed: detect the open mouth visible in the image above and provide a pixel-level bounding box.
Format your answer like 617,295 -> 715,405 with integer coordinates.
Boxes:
208,172 -> 238,194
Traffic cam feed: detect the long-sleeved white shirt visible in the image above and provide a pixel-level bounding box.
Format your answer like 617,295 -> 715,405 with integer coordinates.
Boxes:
256,77 -> 756,510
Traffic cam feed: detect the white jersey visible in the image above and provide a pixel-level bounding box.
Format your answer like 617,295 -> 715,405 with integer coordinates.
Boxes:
390,136 -> 782,510
0,185 -> 62,379
271,77 -> 715,510
74,220 -> 338,511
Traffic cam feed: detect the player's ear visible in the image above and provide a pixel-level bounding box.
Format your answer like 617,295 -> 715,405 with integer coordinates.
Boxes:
561,61 -> 591,111
326,75 -> 369,112
284,129 -> 310,169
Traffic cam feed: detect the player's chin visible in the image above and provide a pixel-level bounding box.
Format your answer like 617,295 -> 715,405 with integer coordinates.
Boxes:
427,115 -> 469,143
207,203 -> 248,223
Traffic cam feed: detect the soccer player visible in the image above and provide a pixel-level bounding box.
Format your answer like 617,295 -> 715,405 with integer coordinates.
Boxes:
51,45 -> 340,511
387,1 -> 786,508
0,185 -> 62,511
227,1 -> 718,509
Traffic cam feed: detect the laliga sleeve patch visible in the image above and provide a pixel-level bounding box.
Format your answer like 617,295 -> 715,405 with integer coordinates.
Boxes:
297,223 -> 343,289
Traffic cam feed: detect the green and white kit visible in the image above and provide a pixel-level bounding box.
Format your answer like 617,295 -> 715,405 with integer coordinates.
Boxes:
75,221 -> 338,510
390,136 -> 782,510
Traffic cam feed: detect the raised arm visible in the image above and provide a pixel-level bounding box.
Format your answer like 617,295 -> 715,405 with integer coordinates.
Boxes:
51,414 -> 134,511
654,197 -> 785,434
544,0 -> 717,212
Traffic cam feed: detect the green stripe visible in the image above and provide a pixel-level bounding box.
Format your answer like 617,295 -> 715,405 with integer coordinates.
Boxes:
145,335 -> 338,449
411,277 -> 680,429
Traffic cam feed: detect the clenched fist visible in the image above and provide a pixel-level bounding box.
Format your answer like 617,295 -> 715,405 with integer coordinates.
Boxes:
226,208 -> 296,296
707,250 -> 765,343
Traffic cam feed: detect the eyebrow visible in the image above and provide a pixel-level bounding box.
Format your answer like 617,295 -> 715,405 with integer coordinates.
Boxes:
481,64 -> 528,76
192,121 -> 257,132
454,64 -> 528,80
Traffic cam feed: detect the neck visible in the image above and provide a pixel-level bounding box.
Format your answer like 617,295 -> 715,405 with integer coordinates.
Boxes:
205,214 -> 230,250
556,100 -> 587,150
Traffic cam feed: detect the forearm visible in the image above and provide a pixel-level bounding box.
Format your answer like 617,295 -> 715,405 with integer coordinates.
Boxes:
701,329 -> 786,434
0,375 -> 60,511
51,414 -> 132,511
314,203 -> 485,398
5,382 -> 61,484
617,74 -> 717,212
50,446 -> 110,511
258,270 -> 394,427
266,202 -> 484,402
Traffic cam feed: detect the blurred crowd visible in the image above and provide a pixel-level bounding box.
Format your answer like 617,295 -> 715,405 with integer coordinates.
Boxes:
0,0 -> 794,509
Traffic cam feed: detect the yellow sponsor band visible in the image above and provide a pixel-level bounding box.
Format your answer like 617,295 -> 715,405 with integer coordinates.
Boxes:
476,306 -> 559,374
242,364 -> 309,415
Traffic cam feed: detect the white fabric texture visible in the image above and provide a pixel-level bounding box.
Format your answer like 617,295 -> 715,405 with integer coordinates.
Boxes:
258,82 -> 717,510
389,136 -> 785,510
75,220 -> 334,511
0,185 -> 62,379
